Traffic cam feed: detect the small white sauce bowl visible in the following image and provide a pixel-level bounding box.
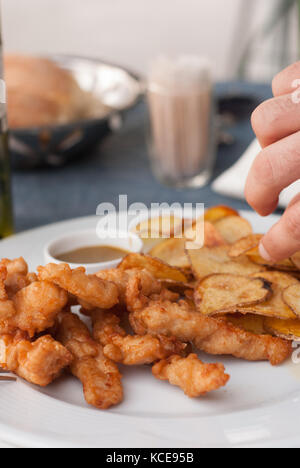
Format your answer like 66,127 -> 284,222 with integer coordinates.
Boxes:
44,229 -> 144,274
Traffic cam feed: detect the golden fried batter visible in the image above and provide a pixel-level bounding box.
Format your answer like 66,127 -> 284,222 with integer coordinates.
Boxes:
96,268 -> 162,305
1,258 -> 36,297
152,354 -> 229,397
129,298 -> 292,366
0,331 -> 73,386
88,308 -> 187,365
38,263 -> 119,309
57,311 -> 123,409
0,281 -> 68,337
0,265 -> 8,300
125,270 -> 178,314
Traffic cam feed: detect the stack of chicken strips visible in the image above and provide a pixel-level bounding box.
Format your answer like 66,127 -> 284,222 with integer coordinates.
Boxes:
1,206 -> 300,410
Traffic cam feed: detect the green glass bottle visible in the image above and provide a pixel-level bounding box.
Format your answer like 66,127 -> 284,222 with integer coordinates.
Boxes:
0,14 -> 13,238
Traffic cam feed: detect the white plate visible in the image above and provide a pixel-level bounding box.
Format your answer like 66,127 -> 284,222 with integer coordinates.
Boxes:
0,211 -> 300,448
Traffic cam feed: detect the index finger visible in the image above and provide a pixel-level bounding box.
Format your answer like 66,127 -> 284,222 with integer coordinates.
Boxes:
273,62 -> 300,97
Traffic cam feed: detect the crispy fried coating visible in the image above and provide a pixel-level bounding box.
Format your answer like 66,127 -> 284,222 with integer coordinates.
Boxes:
0,258 -> 36,297
38,263 -> 119,309
57,312 -> 123,409
0,331 -> 73,386
88,308 -> 187,365
96,268 -> 162,306
0,281 -> 68,337
129,298 -> 292,366
0,266 -> 16,322
152,354 -> 230,397
0,265 -> 8,300
125,270 -> 179,313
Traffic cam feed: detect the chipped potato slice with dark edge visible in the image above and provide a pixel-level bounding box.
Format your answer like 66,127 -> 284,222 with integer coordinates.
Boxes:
282,284 -> 300,317
150,238 -> 190,268
264,317 -> 300,341
204,205 -> 240,223
229,234 -> 264,258
237,271 -> 299,320
118,253 -> 188,283
187,245 -> 264,280
213,216 -> 253,245
194,274 -> 272,316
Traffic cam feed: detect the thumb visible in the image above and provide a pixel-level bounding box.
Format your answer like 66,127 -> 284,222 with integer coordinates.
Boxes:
259,200 -> 300,262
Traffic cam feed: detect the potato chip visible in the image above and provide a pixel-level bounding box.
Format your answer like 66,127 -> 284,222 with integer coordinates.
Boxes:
213,216 -> 253,244
132,216 -> 184,239
204,205 -> 240,223
264,317 -> 300,341
245,247 -> 296,271
223,314 -> 266,335
185,221 -> 227,250
159,279 -> 194,295
229,234 -> 263,258
291,252 -> 300,270
237,271 -> 299,320
194,274 -> 271,316
187,245 -> 263,280
150,238 -> 190,268
118,253 -> 188,283
282,284 -> 300,318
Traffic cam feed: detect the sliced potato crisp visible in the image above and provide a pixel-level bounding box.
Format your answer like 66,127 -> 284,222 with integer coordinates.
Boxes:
223,314 -> 266,335
214,216 -> 253,244
291,252 -> 300,270
195,274 -> 271,316
229,235 -> 296,270
119,253 -> 188,283
150,238 -> 190,268
237,271 -> 299,320
245,247 -> 296,271
159,279 -> 194,295
229,234 -> 263,258
187,245 -> 263,280
204,205 -> 239,223
133,215 -> 184,239
264,317 -> 300,341
185,221 -> 226,249
282,284 -> 300,317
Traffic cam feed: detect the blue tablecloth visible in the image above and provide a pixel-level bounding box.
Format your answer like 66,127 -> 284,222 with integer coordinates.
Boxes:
12,82 -> 273,233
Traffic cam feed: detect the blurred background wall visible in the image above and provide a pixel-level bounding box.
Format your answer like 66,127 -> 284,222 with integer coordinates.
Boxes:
2,0 -> 299,81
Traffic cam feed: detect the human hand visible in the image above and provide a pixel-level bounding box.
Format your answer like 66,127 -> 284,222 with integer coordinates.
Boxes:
245,62 -> 300,262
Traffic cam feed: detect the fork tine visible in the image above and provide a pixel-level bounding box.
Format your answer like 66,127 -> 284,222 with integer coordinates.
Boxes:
0,376 -> 16,382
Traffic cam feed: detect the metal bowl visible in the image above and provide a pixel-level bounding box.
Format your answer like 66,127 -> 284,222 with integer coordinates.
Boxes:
9,55 -> 143,170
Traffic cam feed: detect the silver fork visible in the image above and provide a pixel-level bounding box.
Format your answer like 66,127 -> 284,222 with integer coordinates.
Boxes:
0,368 -> 16,382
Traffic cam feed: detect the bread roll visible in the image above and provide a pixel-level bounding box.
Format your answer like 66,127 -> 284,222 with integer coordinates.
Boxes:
4,55 -> 91,128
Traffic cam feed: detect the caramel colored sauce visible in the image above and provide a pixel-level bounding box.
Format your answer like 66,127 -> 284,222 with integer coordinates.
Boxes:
56,246 -> 129,264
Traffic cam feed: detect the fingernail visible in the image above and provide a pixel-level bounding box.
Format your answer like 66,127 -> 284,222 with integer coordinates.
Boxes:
259,242 -> 273,262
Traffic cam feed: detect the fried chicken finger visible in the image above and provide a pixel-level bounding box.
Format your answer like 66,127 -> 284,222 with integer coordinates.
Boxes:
130,299 -> 292,366
152,354 -> 230,397
0,281 -> 68,337
38,263 -> 119,309
87,308 -> 187,366
57,311 -> 123,410
0,332 -> 73,386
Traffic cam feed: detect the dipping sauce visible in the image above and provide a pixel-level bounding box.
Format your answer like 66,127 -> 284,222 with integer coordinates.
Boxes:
55,246 -> 129,264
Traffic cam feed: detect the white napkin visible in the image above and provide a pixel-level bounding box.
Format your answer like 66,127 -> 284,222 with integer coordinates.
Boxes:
212,139 -> 300,208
